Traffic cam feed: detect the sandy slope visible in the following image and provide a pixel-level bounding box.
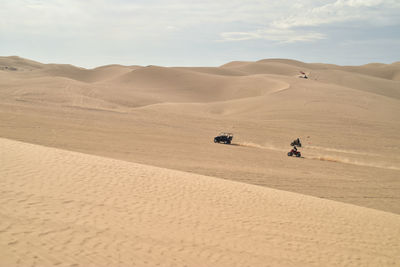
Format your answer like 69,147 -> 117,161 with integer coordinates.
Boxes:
0,56 -> 399,216
1,138 -> 399,267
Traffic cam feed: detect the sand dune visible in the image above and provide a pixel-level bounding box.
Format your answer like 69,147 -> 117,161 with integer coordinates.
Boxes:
39,64 -> 133,83
0,56 -> 44,71
1,56 -> 400,265
1,138 -> 399,266
176,66 -> 246,76
221,59 -> 307,76
111,65 -> 284,103
308,69 -> 400,99
0,56 -> 399,215
0,59 -> 288,107
342,62 -> 400,81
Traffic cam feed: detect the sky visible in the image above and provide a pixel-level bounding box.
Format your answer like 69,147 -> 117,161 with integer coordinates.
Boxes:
1,0 -> 400,68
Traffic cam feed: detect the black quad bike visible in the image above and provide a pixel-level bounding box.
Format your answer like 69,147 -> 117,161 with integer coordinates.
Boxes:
214,133 -> 233,144
290,138 -> 302,147
287,148 -> 301,157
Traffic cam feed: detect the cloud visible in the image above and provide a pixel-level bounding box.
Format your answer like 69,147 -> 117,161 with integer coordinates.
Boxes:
220,29 -> 326,43
220,0 -> 400,43
272,0 -> 400,29
220,32 -> 259,42
3,1 -> 399,37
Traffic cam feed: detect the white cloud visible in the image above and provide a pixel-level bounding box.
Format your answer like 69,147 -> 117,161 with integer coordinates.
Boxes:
272,0 -> 400,29
3,0 -> 398,37
220,32 -> 259,41
336,0 -> 383,8
220,29 -> 326,43
220,0 -> 400,43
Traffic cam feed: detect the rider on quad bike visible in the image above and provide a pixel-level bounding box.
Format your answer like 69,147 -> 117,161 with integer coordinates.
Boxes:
288,145 -> 301,157
290,138 -> 302,147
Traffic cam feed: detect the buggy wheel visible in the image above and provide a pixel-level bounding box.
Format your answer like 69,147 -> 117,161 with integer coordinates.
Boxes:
296,152 -> 301,157
287,152 -> 292,156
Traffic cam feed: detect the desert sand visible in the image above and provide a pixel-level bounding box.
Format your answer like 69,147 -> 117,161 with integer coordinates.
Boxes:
1,138 -> 399,266
1,56 -> 400,266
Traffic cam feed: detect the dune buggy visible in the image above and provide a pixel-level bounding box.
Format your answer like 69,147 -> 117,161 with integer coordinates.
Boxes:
214,133 -> 233,144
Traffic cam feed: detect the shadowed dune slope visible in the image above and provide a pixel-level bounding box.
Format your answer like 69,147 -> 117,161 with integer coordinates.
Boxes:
111,65 -> 286,102
0,56 -> 139,83
176,66 -> 247,76
342,62 -> 400,81
1,138 -> 399,267
309,69 -> 400,99
39,64 -> 137,83
221,60 -> 306,76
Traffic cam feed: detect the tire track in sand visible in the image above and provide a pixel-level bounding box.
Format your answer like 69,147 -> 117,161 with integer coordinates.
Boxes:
235,142 -> 399,171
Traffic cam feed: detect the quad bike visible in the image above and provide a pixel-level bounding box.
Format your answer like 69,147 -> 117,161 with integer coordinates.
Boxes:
290,139 -> 302,147
287,149 -> 301,157
214,132 -> 233,144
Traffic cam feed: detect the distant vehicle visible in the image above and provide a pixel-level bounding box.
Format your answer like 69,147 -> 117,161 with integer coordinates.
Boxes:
299,71 -> 308,79
287,148 -> 301,157
290,138 -> 302,147
214,132 -> 233,144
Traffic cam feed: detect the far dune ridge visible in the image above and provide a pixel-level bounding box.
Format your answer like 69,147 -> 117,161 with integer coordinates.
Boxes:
1,138 -> 399,266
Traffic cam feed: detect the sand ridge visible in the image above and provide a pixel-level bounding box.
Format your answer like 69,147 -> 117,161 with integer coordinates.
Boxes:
1,138 -> 400,266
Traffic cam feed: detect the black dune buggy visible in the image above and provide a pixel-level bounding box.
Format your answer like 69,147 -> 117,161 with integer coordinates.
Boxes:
214,132 -> 233,144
